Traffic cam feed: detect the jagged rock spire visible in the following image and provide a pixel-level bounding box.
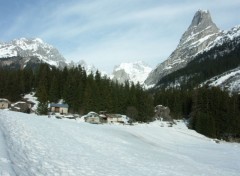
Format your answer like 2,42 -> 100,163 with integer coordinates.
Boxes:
190,10 -> 213,27
145,10 -> 220,86
179,10 -> 219,46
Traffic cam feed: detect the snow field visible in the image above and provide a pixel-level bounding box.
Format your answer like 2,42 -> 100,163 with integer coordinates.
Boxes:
0,110 -> 240,176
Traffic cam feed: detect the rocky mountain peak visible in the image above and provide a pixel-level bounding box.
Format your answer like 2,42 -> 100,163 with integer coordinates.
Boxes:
145,10 -> 220,86
190,10 -> 211,27
179,10 -> 219,46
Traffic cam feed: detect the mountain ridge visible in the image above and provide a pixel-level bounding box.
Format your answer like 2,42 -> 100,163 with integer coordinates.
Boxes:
0,38 -> 102,74
0,37 -> 67,68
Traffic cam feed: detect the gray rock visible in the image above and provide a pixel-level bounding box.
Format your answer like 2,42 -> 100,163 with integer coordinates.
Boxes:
154,105 -> 172,121
11,101 -> 31,113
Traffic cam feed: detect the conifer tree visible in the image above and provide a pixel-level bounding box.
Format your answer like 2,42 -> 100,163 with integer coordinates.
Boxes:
49,75 -> 60,103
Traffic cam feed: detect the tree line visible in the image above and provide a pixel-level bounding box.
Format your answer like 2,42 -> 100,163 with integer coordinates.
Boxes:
1,63 -> 239,140
0,64 -> 154,121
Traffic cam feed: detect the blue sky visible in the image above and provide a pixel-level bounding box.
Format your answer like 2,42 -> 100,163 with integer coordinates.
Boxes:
0,0 -> 240,72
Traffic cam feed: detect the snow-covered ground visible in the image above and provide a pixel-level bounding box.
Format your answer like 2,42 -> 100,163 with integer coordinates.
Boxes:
23,93 -> 39,111
0,110 -> 240,176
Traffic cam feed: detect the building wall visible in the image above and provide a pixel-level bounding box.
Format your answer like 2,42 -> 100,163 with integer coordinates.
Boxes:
107,117 -> 124,123
86,117 -> 101,124
59,107 -> 68,114
0,102 -> 8,109
50,107 -> 56,112
51,107 -> 68,114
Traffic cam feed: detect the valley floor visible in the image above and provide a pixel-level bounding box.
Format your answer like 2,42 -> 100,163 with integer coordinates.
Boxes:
0,110 -> 240,176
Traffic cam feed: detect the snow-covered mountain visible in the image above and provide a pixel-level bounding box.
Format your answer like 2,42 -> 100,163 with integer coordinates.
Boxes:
0,38 -> 67,68
145,10 -> 221,87
0,38 -> 101,75
111,61 -> 152,85
153,24 -> 240,91
203,67 -> 240,93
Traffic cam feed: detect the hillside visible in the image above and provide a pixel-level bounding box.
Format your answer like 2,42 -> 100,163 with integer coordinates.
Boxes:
203,67 -> 240,93
0,110 -> 240,175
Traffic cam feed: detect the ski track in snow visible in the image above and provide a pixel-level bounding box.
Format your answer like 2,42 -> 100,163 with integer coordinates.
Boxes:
0,110 -> 240,176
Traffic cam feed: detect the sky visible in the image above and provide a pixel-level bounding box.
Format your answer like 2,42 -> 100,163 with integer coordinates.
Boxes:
0,0 -> 240,73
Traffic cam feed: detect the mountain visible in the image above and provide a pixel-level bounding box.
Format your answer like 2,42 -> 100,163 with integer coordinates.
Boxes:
154,25 -> 240,90
111,61 -> 152,85
0,38 -> 101,75
0,38 -> 67,69
145,10 -> 220,86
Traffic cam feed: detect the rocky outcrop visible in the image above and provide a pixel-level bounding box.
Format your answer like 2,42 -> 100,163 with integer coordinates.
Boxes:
10,101 -> 31,113
154,105 -> 172,121
145,10 -> 220,86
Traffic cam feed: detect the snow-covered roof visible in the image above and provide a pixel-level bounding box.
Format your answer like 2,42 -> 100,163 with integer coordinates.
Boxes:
12,101 -> 28,106
50,103 -> 69,108
0,98 -> 10,103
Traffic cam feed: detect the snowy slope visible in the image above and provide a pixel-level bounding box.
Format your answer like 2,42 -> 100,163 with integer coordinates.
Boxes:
0,110 -> 240,176
203,67 -> 240,93
111,61 -> 152,85
203,25 -> 240,53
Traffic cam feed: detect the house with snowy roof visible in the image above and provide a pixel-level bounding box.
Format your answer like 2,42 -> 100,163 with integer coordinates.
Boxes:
107,114 -> 127,124
0,98 -> 10,109
50,103 -> 69,115
84,112 -> 102,124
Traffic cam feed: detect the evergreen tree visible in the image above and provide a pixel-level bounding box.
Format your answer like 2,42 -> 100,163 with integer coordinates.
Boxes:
49,75 -> 60,103
37,102 -> 48,115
